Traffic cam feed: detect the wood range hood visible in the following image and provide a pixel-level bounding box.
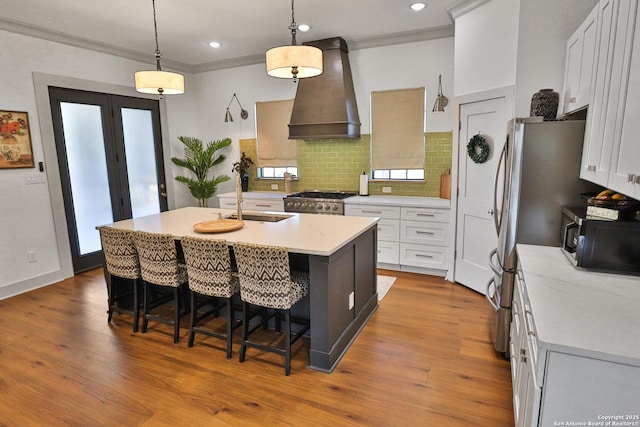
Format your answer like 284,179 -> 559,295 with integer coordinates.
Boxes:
289,37 -> 361,140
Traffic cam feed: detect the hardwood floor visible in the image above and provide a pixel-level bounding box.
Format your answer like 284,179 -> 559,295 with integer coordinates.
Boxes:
0,269 -> 514,426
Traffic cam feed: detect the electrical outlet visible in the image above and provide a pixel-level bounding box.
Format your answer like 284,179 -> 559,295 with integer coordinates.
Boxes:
27,250 -> 37,263
382,186 -> 392,193
348,292 -> 354,310
271,184 -> 279,190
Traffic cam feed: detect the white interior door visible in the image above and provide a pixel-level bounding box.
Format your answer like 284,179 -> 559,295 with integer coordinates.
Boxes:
454,94 -> 510,294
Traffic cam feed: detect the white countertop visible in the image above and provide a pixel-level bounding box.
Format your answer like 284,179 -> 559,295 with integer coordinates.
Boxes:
344,195 -> 450,208
104,207 -> 378,257
517,244 -> 640,366
217,191 -> 288,199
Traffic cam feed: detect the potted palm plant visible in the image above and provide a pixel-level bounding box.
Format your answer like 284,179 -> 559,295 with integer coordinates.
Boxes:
171,136 -> 231,207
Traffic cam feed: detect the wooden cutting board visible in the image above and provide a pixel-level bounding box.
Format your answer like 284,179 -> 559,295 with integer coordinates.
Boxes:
193,219 -> 244,233
440,169 -> 451,200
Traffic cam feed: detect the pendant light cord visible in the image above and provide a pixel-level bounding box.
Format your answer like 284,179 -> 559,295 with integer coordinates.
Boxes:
152,0 -> 163,71
289,0 -> 298,46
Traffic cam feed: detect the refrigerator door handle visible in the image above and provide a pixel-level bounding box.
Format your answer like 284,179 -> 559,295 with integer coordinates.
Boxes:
486,276 -> 499,310
488,248 -> 502,275
493,136 -> 508,234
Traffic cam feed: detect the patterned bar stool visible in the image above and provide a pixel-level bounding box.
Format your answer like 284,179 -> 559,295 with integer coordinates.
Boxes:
98,226 -> 142,333
233,242 -> 310,376
133,230 -> 190,343
181,236 -> 242,358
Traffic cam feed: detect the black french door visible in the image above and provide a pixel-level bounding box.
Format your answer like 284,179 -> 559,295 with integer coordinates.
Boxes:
49,87 -> 168,273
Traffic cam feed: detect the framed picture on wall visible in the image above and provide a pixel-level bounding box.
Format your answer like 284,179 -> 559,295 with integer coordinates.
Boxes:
0,110 -> 35,169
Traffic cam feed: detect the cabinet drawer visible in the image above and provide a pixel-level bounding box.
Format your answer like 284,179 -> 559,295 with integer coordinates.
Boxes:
399,243 -> 448,269
401,207 -> 449,223
377,241 -> 399,265
345,205 -> 401,219
377,219 -> 400,242
218,198 -> 238,209
243,199 -> 284,212
400,220 -> 449,247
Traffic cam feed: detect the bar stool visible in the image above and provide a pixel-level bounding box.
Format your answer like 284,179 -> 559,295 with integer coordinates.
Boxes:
97,226 -> 142,333
233,242 -> 310,376
181,236 -> 242,358
133,230 -> 190,343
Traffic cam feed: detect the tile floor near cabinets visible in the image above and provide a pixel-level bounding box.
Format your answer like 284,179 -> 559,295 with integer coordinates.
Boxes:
0,268 -> 514,426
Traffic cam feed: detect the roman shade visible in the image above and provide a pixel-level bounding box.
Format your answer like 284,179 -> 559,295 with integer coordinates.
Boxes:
371,87 -> 425,170
256,99 -> 297,167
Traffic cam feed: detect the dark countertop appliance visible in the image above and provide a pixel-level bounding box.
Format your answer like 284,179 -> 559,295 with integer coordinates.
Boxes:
284,190 -> 357,215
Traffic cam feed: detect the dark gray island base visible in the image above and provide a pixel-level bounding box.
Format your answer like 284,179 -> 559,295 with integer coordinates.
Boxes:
305,226 -> 378,372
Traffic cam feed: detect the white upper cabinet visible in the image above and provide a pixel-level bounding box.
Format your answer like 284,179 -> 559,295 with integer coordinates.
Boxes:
607,0 -> 640,198
561,6 -> 598,115
580,0 -> 639,189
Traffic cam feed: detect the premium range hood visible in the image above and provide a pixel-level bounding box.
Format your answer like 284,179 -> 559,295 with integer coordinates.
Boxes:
289,37 -> 361,140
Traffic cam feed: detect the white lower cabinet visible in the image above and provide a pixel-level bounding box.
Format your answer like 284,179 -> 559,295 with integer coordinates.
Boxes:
217,194 -> 285,212
345,200 -> 450,275
511,260 -> 640,426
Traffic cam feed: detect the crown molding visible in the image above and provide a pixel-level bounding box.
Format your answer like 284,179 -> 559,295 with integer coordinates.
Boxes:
448,0 -> 493,20
1,17 -> 454,75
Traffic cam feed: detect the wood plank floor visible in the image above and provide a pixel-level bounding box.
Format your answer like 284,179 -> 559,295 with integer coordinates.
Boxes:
0,269 -> 514,426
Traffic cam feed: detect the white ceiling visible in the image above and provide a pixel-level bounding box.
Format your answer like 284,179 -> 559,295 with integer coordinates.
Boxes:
1,0 -> 462,73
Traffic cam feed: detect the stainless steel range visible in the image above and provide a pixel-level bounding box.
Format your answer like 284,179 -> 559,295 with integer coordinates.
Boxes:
284,190 -> 357,215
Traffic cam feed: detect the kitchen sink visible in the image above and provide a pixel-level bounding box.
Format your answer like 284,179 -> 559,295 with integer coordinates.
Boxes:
227,213 -> 293,223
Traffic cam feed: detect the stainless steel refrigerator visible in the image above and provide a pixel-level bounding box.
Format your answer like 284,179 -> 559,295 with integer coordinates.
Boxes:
486,117 -> 599,355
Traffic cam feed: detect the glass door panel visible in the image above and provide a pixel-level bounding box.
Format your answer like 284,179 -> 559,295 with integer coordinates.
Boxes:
60,102 -> 114,255
121,108 -> 161,218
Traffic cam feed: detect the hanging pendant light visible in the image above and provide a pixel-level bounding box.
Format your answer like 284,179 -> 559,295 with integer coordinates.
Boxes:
135,0 -> 184,95
432,74 -> 448,113
265,0 -> 323,79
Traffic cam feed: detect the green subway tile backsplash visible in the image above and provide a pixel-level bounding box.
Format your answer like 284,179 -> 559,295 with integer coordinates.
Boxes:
238,132 -> 452,197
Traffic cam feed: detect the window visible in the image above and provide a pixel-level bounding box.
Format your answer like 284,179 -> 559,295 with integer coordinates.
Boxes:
372,169 -> 424,180
255,99 -> 297,168
258,166 -> 298,179
370,87 -> 426,181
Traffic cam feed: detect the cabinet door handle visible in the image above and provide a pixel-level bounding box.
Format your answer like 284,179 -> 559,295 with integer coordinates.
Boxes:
569,96 -> 576,103
416,213 -> 435,217
416,231 -> 435,235
627,173 -> 637,183
588,164 -> 596,172
254,204 -> 271,207
362,210 -> 382,214
415,253 -> 433,258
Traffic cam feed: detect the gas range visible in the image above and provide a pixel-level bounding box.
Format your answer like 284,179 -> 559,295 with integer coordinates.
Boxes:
284,190 -> 357,215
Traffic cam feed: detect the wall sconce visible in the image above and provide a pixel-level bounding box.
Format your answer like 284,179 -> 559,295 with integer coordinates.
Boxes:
224,93 -> 249,122
432,74 -> 448,113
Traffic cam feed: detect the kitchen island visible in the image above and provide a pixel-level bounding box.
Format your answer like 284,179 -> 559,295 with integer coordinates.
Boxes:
105,207 -> 379,373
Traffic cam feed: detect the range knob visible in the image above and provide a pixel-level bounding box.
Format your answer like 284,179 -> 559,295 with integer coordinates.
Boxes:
300,203 -> 307,209
324,204 -> 331,210
316,204 -> 323,210
294,202 -> 300,208
331,205 -> 338,211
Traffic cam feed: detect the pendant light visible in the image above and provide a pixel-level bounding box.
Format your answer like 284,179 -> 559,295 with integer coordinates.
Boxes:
432,74 -> 448,113
265,0 -> 323,79
135,0 -> 184,95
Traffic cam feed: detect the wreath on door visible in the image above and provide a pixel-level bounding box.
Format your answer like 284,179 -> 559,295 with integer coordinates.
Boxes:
467,133 -> 490,164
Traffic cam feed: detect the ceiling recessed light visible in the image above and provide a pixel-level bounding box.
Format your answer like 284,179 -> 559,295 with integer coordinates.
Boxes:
410,2 -> 426,11
208,41 -> 221,48
298,24 -> 311,32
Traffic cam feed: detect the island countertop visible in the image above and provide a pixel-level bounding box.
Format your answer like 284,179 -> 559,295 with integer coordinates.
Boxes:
105,207 -> 378,257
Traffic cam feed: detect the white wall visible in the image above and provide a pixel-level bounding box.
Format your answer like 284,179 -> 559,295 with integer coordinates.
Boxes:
0,29 -> 197,298
188,37 -> 456,198
514,0 -> 598,116
453,0 -> 520,97
0,28 -> 455,298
